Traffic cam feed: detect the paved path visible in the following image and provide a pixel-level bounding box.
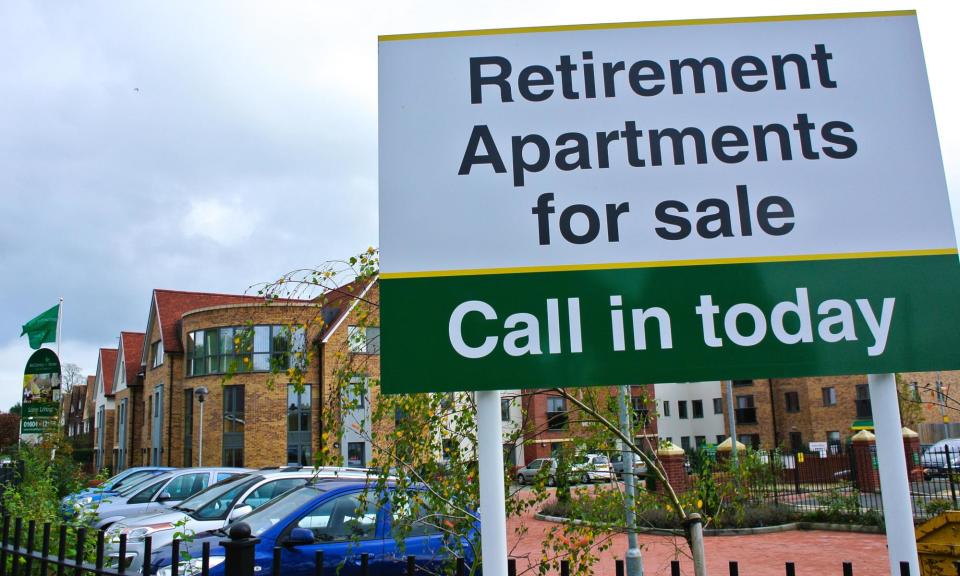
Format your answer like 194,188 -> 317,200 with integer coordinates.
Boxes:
506,513 -> 889,575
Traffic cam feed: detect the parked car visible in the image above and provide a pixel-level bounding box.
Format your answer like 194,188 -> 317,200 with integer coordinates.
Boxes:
148,480 -> 477,576
515,458 -> 558,486
106,467 -> 377,573
61,467 -> 173,517
571,453 -> 614,483
610,452 -> 648,480
91,468 -> 250,529
920,438 -> 960,479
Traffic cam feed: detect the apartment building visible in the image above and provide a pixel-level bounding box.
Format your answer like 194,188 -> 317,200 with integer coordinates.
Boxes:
655,381 -> 726,451
111,331 -> 144,471
92,348 -> 117,471
720,372 -> 960,451
520,385 -> 657,464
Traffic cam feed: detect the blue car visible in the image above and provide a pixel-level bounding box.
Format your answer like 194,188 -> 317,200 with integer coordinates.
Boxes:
150,481 -> 478,576
61,467 -> 173,516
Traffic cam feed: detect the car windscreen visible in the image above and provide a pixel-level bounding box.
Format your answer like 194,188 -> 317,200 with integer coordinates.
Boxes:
229,485 -> 328,538
175,474 -> 253,513
108,470 -> 154,491
127,476 -> 171,504
118,473 -> 172,497
188,476 -> 263,520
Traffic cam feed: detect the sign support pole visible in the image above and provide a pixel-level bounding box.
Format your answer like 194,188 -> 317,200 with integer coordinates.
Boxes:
476,389 -> 508,576
867,373 -> 919,576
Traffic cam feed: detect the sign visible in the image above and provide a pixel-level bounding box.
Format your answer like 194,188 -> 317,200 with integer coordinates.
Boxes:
379,11 -> 959,393
809,441 -> 828,458
21,348 -> 60,435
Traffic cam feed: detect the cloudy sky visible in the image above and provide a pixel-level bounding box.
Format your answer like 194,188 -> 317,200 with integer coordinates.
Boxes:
1,1 -> 957,411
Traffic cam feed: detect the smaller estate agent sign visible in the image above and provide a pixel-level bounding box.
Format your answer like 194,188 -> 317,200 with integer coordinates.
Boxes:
378,11 -> 960,393
21,348 -> 60,433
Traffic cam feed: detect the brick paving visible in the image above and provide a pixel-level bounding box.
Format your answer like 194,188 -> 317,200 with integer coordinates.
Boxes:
506,513 -> 889,575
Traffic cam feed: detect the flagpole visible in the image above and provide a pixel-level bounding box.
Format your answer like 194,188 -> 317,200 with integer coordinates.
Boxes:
56,297 -> 63,358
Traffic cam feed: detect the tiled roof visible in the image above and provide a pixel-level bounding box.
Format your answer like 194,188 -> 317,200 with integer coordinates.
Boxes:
152,289 -> 280,354
119,332 -> 145,386
99,348 -> 118,397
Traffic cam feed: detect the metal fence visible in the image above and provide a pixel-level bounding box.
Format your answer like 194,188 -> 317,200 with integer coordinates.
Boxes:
696,445 -> 960,521
0,515 -> 954,576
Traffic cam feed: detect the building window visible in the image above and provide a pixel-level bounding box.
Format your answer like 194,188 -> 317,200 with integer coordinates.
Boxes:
187,325 -> 305,376
631,397 -> 649,425
789,431 -> 803,453
662,401 -> 671,418
546,397 -> 567,430
738,434 -> 761,449
501,398 -> 511,422
732,379 -> 752,387
785,391 -> 801,413
716,435 -> 726,445
734,395 -> 757,424
287,385 -> 312,466
223,385 -> 245,467
678,400 -> 688,419
909,382 -> 921,402
695,435 -> 706,448
692,399 -> 704,419
347,442 -> 366,467
151,340 -> 163,368
680,436 -> 691,451
855,384 -> 872,418
821,387 -> 837,407
713,397 -> 723,414
827,431 -> 841,453
183,390 -> 194,467
348,326 -> 381,354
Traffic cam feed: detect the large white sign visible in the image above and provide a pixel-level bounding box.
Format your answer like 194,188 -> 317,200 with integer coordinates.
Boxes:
380,11 -> 953,277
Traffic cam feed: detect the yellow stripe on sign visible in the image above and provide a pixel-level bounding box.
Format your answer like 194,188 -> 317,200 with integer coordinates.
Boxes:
380,248 -> 959,280
378,10 -> 915,42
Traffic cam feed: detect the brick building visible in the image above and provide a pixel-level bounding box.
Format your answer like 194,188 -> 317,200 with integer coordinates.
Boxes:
92,348 -> 117,471
721,372 -> 960,451
111,331 -> 144,471
520,385 -> 657,464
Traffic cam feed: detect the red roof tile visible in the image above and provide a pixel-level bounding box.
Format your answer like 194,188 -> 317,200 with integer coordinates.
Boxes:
119,332 -> 145,386
99,348 -> 118,397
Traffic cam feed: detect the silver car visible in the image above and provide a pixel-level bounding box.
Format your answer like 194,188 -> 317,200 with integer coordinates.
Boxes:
106,467 -> 376,573
920,438 -> 960,479
516,458 -> 559,486
91,468 -> 249,529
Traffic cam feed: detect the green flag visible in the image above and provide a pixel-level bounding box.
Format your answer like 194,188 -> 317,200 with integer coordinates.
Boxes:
20,304 -> 59,350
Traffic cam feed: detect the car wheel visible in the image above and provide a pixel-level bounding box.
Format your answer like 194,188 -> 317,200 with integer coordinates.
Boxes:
547,475 -> 556,487
516,474 -> 525,486
581,473 -> 591,485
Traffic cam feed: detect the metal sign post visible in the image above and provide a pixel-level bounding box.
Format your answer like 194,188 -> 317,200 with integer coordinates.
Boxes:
868,373 -> 920,574
476,390 -> 508,576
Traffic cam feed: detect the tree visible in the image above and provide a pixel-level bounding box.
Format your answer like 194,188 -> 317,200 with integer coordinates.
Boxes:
9,403 -> 21,416
0,413 -> 20,448
60,363 -> 85,394
253,248 -> 704,576
896,374 -> 924,429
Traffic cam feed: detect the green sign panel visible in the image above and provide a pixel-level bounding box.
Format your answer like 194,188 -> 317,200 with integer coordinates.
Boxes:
21,348 -> 60,434
378,12 -> 960,393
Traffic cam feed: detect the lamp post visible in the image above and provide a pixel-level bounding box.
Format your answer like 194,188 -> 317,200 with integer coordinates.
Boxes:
195,387 -> 208,466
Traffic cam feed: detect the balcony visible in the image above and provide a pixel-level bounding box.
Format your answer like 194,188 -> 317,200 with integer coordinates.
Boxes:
734,407 -> 758,425
855,399 -> 872,419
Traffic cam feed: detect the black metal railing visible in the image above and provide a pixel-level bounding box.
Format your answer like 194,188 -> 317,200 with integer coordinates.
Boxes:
0,513 -> 954,576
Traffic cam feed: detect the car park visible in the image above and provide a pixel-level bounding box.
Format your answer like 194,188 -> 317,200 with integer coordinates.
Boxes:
920,438 -> 960,479
148,480 -> 477,576
91,467 -> 249,529
61,467 -> 174,517
106,467 -> 376,573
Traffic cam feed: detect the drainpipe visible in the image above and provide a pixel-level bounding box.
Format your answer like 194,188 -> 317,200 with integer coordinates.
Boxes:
167,356 -> 175,467
768,378 -> 779,449
316,339 -> 324,465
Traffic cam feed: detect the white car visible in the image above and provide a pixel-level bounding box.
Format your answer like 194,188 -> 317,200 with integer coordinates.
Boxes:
91,468 -> 249,529
105,467 -> 376,573
572,453 -> 614,484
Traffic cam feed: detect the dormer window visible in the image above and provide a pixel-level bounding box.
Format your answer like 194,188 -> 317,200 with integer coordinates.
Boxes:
151,340 -> 164,368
